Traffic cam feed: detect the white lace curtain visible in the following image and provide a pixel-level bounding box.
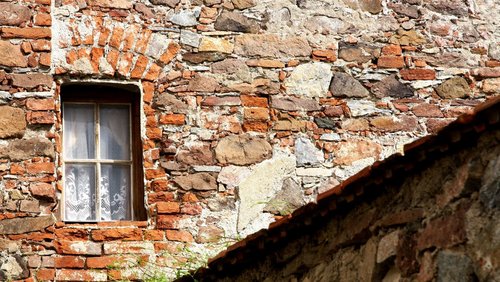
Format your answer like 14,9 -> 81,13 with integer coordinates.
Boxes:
63,104 -> 131,221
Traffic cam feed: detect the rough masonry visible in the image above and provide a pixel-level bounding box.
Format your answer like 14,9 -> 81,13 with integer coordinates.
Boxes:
0,0 -> 499,280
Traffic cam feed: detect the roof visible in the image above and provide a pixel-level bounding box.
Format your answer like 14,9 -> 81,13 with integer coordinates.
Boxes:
180,96 -> 500,280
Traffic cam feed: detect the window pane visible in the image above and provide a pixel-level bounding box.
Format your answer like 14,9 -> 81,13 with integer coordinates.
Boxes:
63,104 -> 95,159
100,164 -> 131,221
99,105 -> 130,160
65,164 -> 96,221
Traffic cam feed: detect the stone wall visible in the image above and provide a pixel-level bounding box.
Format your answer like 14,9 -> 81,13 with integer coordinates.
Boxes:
190,110 -> 500,282
0,0 -> 499,280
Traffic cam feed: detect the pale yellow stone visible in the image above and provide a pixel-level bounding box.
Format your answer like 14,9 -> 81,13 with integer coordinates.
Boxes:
199,37 -> 234,54
483,78 -> 500,93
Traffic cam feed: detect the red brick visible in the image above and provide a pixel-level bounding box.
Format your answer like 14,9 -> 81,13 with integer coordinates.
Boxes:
181,203 -> 202,215
54,256 -> 86,268
202,96 -> 241,106
36,269 -> 55,281
159,42 -> 181,65
26,98 -> 55,111
244,107 -> 269,121
157,215 -> 181,229
27,111 -> 54,124
54,240 -> 102,255
39,52 -> 50,67
146,127 -> 162,139
400,69 -> 436,80
54,228 -> 89,240
166,230 -> 194,242
145,168 -> 166,180
134,29 -> 152,54
34,13 -> 51,26
148,192 -> 175,203
312,49 -> 336,62
417,207 -> 467,250
378,56 -> 405,68
130,55 -> 149,79
159,114 -> 185,125
109,26 -> 124,49
382,44 -> 402,55
1,27 -> 51,39
117,52 -> 134,77
157,202 -> 180,214
241,95 -> 268,107
143,63 -> 162,81
144,230 -> 164,241
26,162 -> 55,174
243,121 -> 269,132
55,269 -> 107,281
10,163 -> 25,175
91,228 -> 142,241
29,182 -> 55,201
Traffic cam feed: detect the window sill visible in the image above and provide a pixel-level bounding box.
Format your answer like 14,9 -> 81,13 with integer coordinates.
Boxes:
56,220 -> 148,228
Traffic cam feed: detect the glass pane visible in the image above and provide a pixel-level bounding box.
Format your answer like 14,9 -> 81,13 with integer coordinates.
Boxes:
63,104 -> 95,159
65,164 -> 96,221
100,164 -> 131,221
99,105 -> 131,160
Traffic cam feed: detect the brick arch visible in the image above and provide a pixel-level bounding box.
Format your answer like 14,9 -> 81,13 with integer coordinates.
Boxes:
54,15 -> 180,80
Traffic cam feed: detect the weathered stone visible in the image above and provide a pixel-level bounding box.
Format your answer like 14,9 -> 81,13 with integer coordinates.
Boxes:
0,138 -> 54,161
436,251 -> 475,282
187,74 -> 219,92
314,117 -> 339,130
215,134 -> 272,165
296,167 -> 333,177
154,93 -> 188,114
183,52 -> 227,64
173,173 -> 217,191
271,96 -> 321,112
234,34 -> 311,58
180,30 -> 201,48
412,103 -> 443,117
214,10 -> 259,33
199,37 -> 234,54
304,16 -> 349,35
30,183 -> 55,202
295,137 -> 324,167
170,9 -> 199,26
0,41 -> 27,67
0,106 -> 26,138
370,116 -> 418,132
145,33 -> 170,60
176,145 -> 213,165
333,139 -> 382,165
426,0 -> 468,17
264,178 -> 304,215
0,255 -> 28,280
347,100 -> 390,117
232,0 -> 255,9
417,211 -> 466,250
479,153 -> 500,210
471,67 -> 500,79
388,2 -> 419,18
196,226 -> 224,243
11,74 -> 52,89
435,77 -> 470,99
0,215 -> 55,234
377,231 -> 400,263
359,0 -> 382,14
0,3 -> 30,26
371,75 -> 414,98
217,165 -> 252,188
330,72 -> 369,98
88,0 -> 132,9
285,62 -> 332,98
342,118 -> 369,131
338,42 -> 373,63
150,0 -> 179,7
211,59 -> 251,82
238,153 -> 295,231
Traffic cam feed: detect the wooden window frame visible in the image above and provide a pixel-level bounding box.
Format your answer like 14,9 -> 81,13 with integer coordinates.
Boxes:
61,84 -> 146,221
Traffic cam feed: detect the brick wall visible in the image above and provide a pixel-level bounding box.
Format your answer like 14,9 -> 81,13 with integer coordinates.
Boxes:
0,0 -> 499,280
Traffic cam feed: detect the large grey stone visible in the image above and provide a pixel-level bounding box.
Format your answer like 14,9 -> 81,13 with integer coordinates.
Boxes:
295,137 -> 324,167
170,9 -> 199,26
437,251 -> 475,282
180,30 -> 201,48
215,134 -> 272,166
435,77 -> 471,99
0,106 -> 26,139
238,152 -> 296,231
285,62 -> 332,98
0,138 -> 54,161
0,215 -> 55,235
330,72 -> 369,98
214,10 -> 259,33
173,173 -> 217,191
0,3 -> 30,26
264,178 -> 304,215
234,34 -> 311,58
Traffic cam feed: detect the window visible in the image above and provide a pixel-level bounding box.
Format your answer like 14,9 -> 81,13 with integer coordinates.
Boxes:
61,84 -> 145,222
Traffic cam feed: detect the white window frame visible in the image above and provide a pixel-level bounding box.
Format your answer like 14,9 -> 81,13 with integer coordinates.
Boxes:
62,102 -> 134,222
